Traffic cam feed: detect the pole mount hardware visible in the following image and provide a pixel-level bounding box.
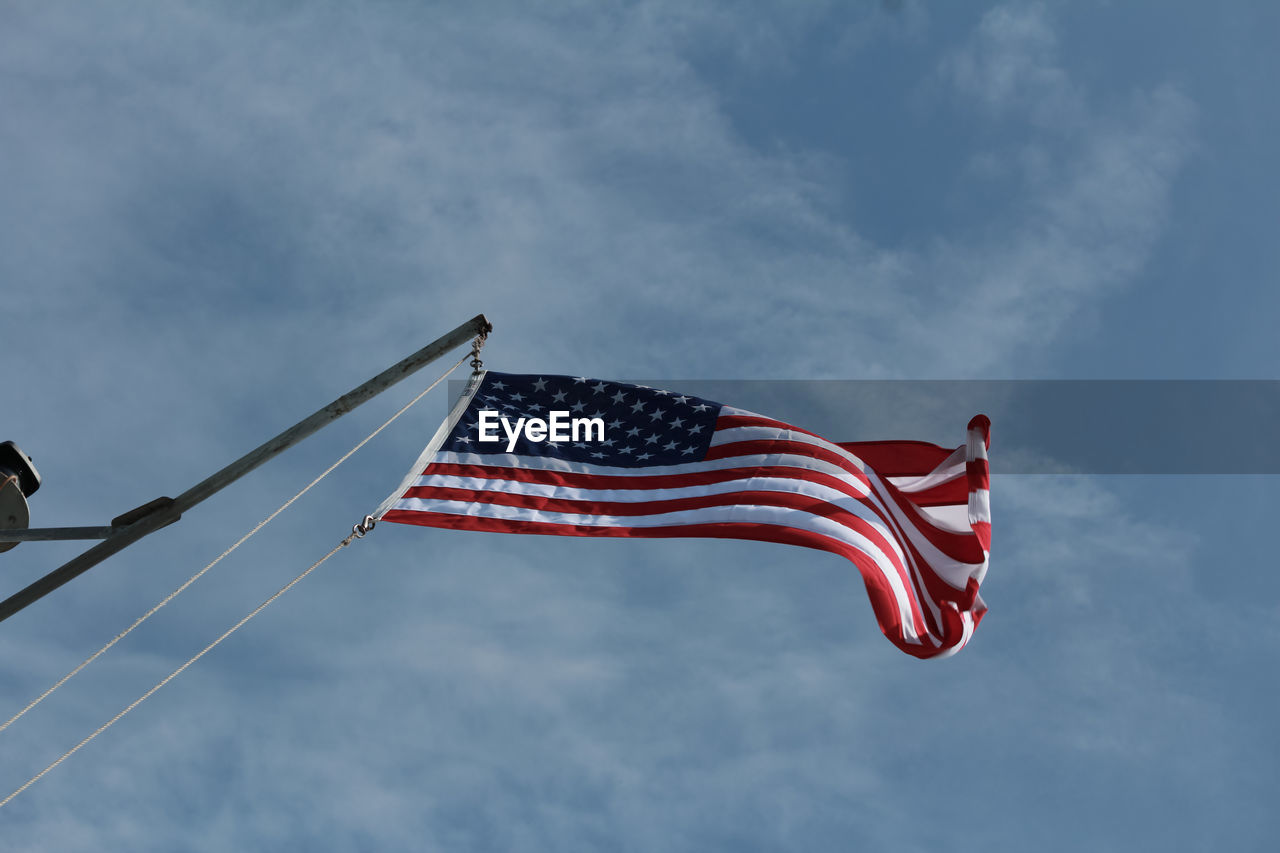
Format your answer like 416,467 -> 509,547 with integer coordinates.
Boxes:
0,442 -> 40,498
111,497 -> 182,531
0,442 -> 41,555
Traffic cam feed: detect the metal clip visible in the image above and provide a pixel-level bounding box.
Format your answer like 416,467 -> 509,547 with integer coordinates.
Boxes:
351,515 -> 377,539
469,330 -> 488,375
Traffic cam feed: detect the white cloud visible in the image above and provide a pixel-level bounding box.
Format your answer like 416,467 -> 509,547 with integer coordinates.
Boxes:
940,1 -> 1082,127
1,3 -> 1258,850
916,4 -> 1196,374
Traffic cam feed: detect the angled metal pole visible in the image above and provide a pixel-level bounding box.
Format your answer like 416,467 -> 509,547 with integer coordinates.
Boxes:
0,313 -> 491,624
0,527 -> 116,542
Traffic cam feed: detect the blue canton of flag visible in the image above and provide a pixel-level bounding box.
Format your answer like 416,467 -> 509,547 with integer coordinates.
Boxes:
445,374 -> 721,466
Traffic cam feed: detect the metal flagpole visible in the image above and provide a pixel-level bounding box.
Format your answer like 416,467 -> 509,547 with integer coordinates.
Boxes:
0,313 -> 491,624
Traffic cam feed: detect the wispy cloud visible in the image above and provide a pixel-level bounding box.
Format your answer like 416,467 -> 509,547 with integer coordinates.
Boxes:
1,1 -> 1196,392
940,2 -> 1082,126
910,3 -> 1196,374
2,2 -> 1264,851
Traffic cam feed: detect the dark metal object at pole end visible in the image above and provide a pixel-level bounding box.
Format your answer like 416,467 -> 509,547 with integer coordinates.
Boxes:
0,442 -> 40,498
0,442 -> 42,555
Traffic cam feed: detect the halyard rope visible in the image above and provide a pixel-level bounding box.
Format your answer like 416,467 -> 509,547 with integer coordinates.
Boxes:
0,350 -> 469,806
0,536 -> 351,809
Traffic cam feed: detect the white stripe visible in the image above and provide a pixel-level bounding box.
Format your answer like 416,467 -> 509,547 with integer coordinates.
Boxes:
865,470 -> 987,594
410,472 -> 912,572
433,446 -> 981,588
374,369 -> 487,519
917,503 -> 972,532
430,449 -> 873,497
420,472 -> 872,510
714,422 -> 981,549
967,426 -> 988,461
891,447 -> 966,494
929,606 -> 976,659
710,425 -> 866,472
422,444 -> 971,639
855,470 -> 946,637
430,447 -> 965,577
708,426 -> 986,551
712,423 -> 991,600
969,488 -> 991,524
435,440 -> 983,588
393,497 -> 926,643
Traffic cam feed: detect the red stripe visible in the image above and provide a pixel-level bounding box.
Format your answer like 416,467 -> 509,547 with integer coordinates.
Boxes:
708,439 -> 982,560
836,441 -> 955,477
421,462 -> 873,501
704,440 -> 872,491
717,415 -> 959,479
895,478 -> 970,506
396,472 -> 984,644
972,520 -> 991,552
405,486 -> 880,525
968,415 -> 991,449
966,460 -> 989,491
875,477 -> 985,563
400,485 -> 930,638
425,453 -> 981,569
381,510 -> 968,658
426,455 -> 980,570
717,445 -> 979,626
715,413 -> 825,441
420,437 -> 986,609
399,480 -> 981,631
867,481 -> 982,613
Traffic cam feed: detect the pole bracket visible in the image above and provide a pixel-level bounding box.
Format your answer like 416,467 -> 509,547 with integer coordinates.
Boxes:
110,497 -> 181,530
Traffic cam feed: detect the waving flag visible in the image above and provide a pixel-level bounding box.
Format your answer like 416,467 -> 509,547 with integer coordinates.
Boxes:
378,372 -> 991,659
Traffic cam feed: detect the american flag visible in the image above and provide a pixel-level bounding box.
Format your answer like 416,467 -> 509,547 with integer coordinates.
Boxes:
378,371 -> 991,659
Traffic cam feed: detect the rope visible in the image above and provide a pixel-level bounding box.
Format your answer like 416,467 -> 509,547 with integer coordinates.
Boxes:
0,350 -> 469,737
0,535 -> 356,809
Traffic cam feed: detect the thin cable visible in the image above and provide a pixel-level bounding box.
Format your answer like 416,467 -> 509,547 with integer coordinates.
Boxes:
0,534 -> 357,810
0,351 -> 468,737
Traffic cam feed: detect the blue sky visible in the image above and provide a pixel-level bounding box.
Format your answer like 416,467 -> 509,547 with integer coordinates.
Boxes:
2,1 -> 1277,849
